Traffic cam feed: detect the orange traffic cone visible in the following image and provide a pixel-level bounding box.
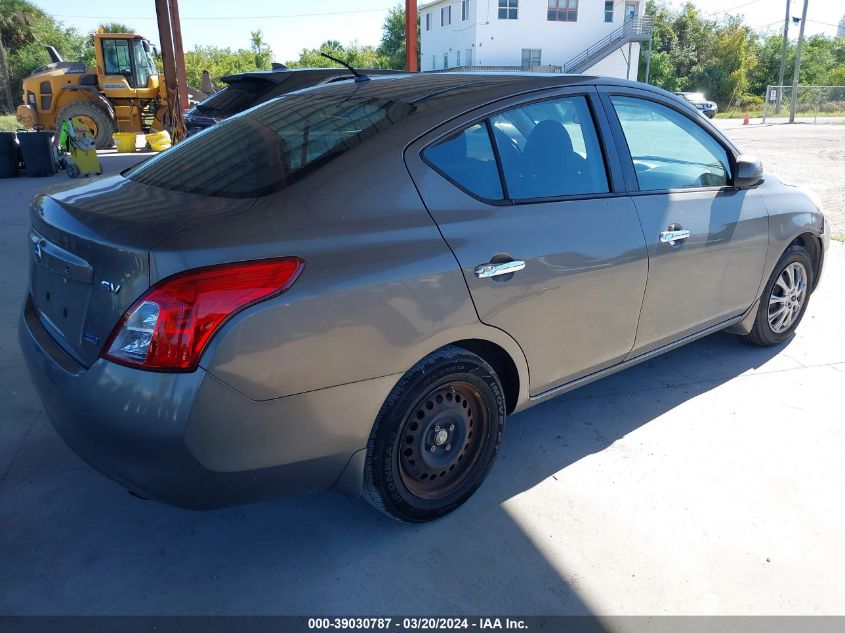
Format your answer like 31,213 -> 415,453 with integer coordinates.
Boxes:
743,114 -> 750,125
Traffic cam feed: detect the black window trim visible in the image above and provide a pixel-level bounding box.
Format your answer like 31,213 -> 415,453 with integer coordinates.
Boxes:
598,87 -> 740,196
419,89 -> 625,207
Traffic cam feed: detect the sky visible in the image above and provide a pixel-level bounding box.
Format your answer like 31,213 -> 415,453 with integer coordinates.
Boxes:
32,0 -> 845,65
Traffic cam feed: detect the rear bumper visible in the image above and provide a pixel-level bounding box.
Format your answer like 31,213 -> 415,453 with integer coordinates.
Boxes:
19,295 -> 394,508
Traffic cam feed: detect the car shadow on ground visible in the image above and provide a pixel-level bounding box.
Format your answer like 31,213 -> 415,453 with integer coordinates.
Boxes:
0,328 -> 790,615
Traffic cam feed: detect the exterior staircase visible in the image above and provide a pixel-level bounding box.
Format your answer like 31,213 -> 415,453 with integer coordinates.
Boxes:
563,17 -> 653,74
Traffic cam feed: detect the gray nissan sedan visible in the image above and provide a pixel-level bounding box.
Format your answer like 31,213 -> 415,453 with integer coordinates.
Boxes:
20,73 -> 829,522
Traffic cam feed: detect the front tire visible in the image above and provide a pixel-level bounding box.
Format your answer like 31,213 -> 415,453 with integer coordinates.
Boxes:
364,346 -> 506,522
744,245 -> 814,347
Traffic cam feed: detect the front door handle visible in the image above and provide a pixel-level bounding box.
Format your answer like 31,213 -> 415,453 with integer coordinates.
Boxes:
474,260 -> 526,279
659,228 -> 691,246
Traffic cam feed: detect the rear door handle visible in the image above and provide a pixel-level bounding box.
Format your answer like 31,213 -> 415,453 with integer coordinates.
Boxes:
659,229 -> 691,245
474,260 -> 526,279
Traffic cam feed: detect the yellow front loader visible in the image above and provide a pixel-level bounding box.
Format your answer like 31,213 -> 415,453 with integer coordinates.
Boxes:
16,32 -> 171,149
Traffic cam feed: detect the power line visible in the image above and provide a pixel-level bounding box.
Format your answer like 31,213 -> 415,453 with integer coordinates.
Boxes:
699,0 -> 764,18
53,7 -> 393,21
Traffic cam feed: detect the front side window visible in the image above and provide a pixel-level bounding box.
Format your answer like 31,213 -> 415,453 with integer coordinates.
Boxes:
462,0 -> 469,20
426,12 -> 431,30
102,39 -> 132,77
604,1 -> 614,22
424,123 -> 503,200
491,96 -> 609,199
457,50 -> 462,66
498,0 -> 518,19
443,53 -> 449,69
127,96 -> 415,198
610,95 -> 731,191
521,48 -> 541,69
548,0 -> 578,21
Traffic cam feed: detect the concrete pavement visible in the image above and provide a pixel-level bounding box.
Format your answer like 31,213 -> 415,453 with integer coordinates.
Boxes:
1,151 -> 844,615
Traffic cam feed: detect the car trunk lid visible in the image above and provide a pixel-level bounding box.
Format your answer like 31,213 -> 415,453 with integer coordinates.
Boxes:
28,175 -> 255,366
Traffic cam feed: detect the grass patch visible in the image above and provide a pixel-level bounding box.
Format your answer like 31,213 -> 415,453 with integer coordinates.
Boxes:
716,110 -> 845,119
0,114 -> 19,132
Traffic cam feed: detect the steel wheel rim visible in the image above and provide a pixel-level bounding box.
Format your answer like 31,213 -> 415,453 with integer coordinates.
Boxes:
768,262 -> 807,334
398,381 -> 490,500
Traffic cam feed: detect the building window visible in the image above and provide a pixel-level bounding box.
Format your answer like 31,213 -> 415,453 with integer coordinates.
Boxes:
432,54 -> 436,70
426,12 -> 431,30
461,0 -> 469,20
443,52 -> 449,69
521,48 -> 541,69
548,0 -> 578,22
498,0 -> 518,20
604,1 -> 613,22
441,5 -> 451,26
466,48 -> 473,66
457,50 -> 462,66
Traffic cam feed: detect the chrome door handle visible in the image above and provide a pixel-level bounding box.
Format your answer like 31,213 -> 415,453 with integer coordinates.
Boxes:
659,229 -> 691,245
474,260 -> 526,279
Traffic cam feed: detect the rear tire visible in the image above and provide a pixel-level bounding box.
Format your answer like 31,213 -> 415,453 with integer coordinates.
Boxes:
364,346 -> 506,522
744,245 -> 814,347
56,102 -> 115,150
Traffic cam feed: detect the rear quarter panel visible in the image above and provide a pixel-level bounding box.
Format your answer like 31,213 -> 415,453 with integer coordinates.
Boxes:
150,133 -> 530,403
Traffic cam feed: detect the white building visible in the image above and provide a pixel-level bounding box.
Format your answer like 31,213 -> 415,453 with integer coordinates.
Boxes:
419,0 -> 650,79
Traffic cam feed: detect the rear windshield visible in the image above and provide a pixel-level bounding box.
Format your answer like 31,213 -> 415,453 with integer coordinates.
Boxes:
127,95 -> 415,198
194,80 -> 271,117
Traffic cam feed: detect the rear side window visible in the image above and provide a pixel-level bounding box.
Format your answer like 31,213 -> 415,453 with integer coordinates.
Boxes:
194,80 -> 272,117
424,123 -> 503,200
490,96 -> 609,199
127,96 -> 415,198
610,95 -> 731,190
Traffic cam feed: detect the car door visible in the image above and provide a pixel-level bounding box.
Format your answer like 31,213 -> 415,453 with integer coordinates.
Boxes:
599,88 -> 769,356
405,88 -> 649,395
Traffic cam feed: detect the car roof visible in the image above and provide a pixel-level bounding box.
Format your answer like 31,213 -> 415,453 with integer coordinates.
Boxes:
221,67 -> 406,85
283,71 -> 672,111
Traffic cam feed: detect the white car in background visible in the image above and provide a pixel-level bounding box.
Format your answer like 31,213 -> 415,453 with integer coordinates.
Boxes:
674,91 -> 718,119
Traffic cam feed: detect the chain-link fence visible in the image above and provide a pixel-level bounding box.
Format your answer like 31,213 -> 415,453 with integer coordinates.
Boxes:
762,85 -> 845,123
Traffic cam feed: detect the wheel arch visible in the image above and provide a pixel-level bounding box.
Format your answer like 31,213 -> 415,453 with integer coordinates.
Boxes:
451,338 -> 521,415
788,232 -> 822,290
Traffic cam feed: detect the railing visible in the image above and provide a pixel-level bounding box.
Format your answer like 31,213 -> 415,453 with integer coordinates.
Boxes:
435,65 -> 563,73
563,16 -> 653,73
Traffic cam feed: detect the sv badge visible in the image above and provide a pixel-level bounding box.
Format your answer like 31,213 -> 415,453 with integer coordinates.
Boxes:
100,280 -> 122,294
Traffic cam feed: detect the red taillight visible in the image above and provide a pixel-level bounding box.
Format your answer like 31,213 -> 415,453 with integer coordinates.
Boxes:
103,258 -> 304,371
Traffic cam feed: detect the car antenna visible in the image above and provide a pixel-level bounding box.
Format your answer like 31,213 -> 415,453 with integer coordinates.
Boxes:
319,52 -> 370,82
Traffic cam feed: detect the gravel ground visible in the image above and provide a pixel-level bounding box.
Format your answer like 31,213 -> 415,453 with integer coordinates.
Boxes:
715,119 -> 845,236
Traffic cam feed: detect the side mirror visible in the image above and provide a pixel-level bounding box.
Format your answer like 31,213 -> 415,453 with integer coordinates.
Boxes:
735,155 -> 763,189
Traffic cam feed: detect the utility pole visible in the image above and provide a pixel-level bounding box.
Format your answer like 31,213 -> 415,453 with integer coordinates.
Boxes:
154,0 -> 187,141
168,0 -> 189,114
775,0 -> 790,114
405,0 -> 418,71
788,0 -> 808,124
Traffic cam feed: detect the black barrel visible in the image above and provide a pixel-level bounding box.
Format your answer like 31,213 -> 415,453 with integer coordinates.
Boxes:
0,132 -> 17,178
17,131 -> 56,177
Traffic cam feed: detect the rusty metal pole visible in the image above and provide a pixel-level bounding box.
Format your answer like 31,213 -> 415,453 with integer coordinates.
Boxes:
168,0 -> 189,113
405,0 -> 418,72
154,0 -> 178,112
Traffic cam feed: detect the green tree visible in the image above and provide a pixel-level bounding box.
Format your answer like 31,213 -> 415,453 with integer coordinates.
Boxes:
97,22 -> 134,34
0,0 -> 90,111
379,4 -> 419,70
286,40 -> 386,69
